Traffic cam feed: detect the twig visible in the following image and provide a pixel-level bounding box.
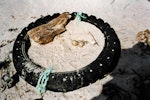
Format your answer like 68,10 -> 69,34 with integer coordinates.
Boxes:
89,32 -> 99,46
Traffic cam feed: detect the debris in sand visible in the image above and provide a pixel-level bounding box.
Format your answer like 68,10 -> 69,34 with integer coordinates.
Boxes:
27,12 -> 71,45
0,39 -> 15,48
71,40 -> 79,46
136,29 -> 150,46
89,32 -> 99,46
0,57 -> 11,69
10,15 -> 16,19
8,28 -> 18,32
31,16 -> 36,19
71,40 -> 88,47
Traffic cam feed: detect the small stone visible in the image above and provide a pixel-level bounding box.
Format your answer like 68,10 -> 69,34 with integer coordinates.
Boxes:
71,40 -> 79,46
71,40 -> 88,47
78,41 -> 85,47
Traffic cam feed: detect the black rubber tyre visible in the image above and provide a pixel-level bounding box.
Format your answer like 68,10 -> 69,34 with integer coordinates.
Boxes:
13,12 -> 121,92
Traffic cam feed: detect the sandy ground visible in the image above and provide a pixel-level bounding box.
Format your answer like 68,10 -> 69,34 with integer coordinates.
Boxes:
0,0 -> 150,100
28,19 -> 105,72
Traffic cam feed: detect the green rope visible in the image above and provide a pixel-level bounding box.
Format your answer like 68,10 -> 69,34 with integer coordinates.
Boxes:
75,12 -> 87,22
36,67 -> 53,97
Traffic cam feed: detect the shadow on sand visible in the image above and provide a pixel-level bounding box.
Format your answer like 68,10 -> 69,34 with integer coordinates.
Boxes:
92,43 -> 150,100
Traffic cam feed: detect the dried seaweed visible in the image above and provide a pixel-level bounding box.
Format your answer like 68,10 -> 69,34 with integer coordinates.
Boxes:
0,39 -> 15,48
8,28 -> 18,32
0,57 -> 11,69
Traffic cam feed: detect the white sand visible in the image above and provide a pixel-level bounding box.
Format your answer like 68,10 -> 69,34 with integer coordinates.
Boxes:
0,0 -> 150,100
28,19 -> 105,72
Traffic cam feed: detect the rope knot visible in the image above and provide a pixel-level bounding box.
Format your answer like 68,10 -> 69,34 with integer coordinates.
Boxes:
36,67 -> 53,96
75,12 -> 87,22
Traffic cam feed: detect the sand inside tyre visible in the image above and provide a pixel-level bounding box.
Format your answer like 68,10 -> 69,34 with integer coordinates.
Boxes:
28,19 -> 105,72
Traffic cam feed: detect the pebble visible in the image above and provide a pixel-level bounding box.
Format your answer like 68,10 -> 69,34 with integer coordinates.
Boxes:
71,40 -> 79,46
71,40 -> 88,47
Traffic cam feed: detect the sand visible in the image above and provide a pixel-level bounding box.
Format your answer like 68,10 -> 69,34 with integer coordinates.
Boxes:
28,19 -> 105,72
0,0 -> 150,100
